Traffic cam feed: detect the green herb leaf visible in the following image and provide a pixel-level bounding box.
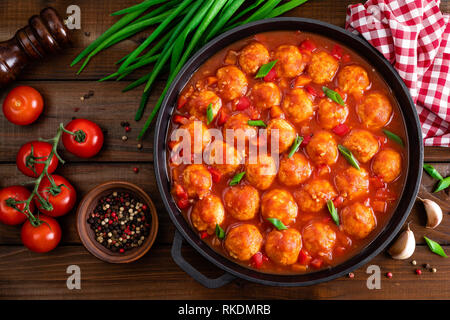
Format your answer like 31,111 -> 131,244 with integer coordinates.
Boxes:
383,129 -> 404,147
215,224 -> 225,239
424,236 -> 448,258
327,200 -> 339,226
255,60 -> 277,79
288,135 -> 304,158
247,120 -> 266,127
434,176 -> 450,193
267,218 -> 288,230
229,172 -> 245,186
423,164 -> 444,181
322,87 -> 345,106
338,144 -> 360,170
206,103 -> 214,125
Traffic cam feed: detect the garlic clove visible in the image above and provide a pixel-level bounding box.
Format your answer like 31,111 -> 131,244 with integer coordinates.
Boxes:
388,224 -> 416,260
418,198 -> 443,229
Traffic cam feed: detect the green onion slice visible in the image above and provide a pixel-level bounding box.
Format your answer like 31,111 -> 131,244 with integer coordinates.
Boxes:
215,224 -> 225,239
322,87 -> 345,106
424,236 -> 448,258
255,60 -> 277,79
327,200 -> 339,226
423,164 -> 444,181
206,103 -> 213,125
338,144 -> 360,170
247,120 -> 266,127
288,135 -> 304,158
383,129 -> 404,147
267,218 -> 288,230
434,176 -> 450,193
229,172 -> 245,186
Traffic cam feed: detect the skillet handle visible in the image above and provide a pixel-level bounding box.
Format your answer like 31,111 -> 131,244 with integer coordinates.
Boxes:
171,230 -> 235,289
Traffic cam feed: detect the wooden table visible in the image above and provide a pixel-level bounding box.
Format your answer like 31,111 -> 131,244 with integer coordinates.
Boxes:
0,0 -> 449,300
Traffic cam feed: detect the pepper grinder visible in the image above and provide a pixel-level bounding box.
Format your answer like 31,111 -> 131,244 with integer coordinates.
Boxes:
0,7 -> 71,89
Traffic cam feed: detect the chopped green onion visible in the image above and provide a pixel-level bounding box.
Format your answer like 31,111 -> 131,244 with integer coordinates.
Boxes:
327,200 -> 339,226
255,60 -> 277,78
206,103 -> 214,125
215,224 -> 225,239
267,0 -> 309,18
434,176 -> 450,193
111,0 -> 168,16
423,164 -> 444,181
288,135 -> 303,158
338,144 -> 360,170
383,129 -> 404,147
247,120 -> 266,127
322,86 -> 345,106
267,218 -> 288,230
424,236 -> 448,258
229,172 -> 245,186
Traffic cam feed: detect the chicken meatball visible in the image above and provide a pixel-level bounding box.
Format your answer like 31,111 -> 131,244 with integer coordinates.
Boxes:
181,164 -> 212,199
267,119 -> 296,153
335,167 -> 369,200
307,51 -> 339,84
341,202 -> 376,239
204,140 -> 243,176
294,179 -> 337,212
342,129 -> 379,163
273,45 -> 304,77
238,41 -> 270,75
265,228 -> 302,266
306,130 -> 338,165
223,113 -> 257,144
251,82 -> 281,110
191,194 -> 225,234
337,65 -> 370,96
317,98 -> 349,129
245,154 -> 277,190
223,185 -> 260,221
372,148 -> 402,182
216,66 -> 248,100
176,119 -> 212,154
225,224 -> 263,261
282,88 -> 315,124
278,153 -> 312,186
187,90 -> 222,122
261,189 -> 298,225
357,93 -> 393,129
302,222 -> 336,257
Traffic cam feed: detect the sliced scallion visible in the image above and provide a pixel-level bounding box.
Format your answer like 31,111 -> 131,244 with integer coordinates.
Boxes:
255,60 -> 277,78
267,218 -> 288,230
229,172 -> 245,186
383,129 -> 404,147
288,135 -> 303,158
322,86 -> 345,106
338,144 -> 360,170
247,120 -> 266,128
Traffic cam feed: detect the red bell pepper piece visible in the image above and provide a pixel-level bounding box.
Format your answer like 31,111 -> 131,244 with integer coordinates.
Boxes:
310,258 -> 323,269
333,196 -> 344,208
370,175 -> 386,189
208,166 -> 222,183
236,96 -> 251,111
251,252 -> 264,269
332,123 -> 350,136
217,108 -> 229,126
331,44 -> 343,60
173,183 -> 188,200
200,231 -> 209,239
298,250 -> 312,265
177,198 -> 190,209
305,85 -> 317,97
300,134 -> 312,148
263,68 -> 277,82
173,115 -> 189,125
177,95 -> 188,109
299,39 -> 317,53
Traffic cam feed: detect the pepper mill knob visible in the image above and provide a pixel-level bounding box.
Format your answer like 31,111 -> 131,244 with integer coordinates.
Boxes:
0,7 -> 71,88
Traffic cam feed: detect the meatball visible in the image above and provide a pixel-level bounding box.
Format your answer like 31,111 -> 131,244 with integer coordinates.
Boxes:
265,228 -> 302,266
187,90 -> 222,122
317,98 -> 349,129
204,140 -> 243,176
294,179 -> 337,212
341,202 -> 376,239
224,224 -> 263,261
282,88 -> 315,124
307,51 -> 339,84
216,66 -> 248,100
251,82 -> 281,110
238,41 -> 270,75
273,45 -> 304,77
223,113 -> 257,143
337,65 -> 370,96
302,222 -> 336,256
245,154 -> 277,190
335,167 -> 369,200
278,153 -> 312,186
224,185 -> 260,221
342,129 -> 379,163
177,119 -> 211,154
357,93 -> 393,129
306,130 -> 338,165
181,164 -> 212,199
372,148 -> 402,182
267,119 -> 296,153
261,189 -> 298,225
191,194 -> 225,234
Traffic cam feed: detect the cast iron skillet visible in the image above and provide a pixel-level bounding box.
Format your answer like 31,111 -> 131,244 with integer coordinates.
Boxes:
154,18 -> 423,288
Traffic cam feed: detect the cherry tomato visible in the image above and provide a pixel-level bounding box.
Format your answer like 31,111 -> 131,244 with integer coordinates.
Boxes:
35,175 -> 76,217
0,186 -> 33,225
21,215 -> 61,253
62,119 -> 104,158
2,86 -> 44,125
16,141 -> 58,178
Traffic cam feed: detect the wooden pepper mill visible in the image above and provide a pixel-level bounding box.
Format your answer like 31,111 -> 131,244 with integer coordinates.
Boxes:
0,7 -> 71,89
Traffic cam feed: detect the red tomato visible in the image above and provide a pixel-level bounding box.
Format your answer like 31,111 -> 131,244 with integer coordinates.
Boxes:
16,141 -> 58,178
35,175 -> 76,217
2,86 -> 44,125
62,119 -> 104,158
0,186 -> 33,225
21,215 -> 61,253
251,252 -> 264,269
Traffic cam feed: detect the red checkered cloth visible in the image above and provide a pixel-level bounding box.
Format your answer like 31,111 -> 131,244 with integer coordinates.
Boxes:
346,0 -> 450,147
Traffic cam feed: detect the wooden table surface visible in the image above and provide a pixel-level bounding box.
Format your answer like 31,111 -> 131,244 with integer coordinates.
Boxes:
0,0 -> 449,300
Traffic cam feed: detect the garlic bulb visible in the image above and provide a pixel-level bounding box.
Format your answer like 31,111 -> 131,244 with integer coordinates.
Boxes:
418,198 -> 443,229
388,224 -> 415,260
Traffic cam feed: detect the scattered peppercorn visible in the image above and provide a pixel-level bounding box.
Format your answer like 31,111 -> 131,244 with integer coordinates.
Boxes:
411,260 -> 417,265
125,126 -> 131,132
348,272 -> 355,279
133,167 -> 139,173
424,263 -> 430,269
386,272 -> 393,279
415,269 -> 422,275
431,268 -> 437,273
137,143 -> 143,150
122,135 -> 128,141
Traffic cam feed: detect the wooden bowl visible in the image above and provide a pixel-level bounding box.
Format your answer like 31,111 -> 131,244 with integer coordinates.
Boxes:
76,181 -> 158,263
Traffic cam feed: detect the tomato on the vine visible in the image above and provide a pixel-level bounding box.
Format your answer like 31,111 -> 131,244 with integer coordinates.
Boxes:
62,119 -> 104,158
35,174 -> 76,217
2,86 -> 44,125
16,141 -> 58,178
0,186 -> 33,225
21,215 -> 61,253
